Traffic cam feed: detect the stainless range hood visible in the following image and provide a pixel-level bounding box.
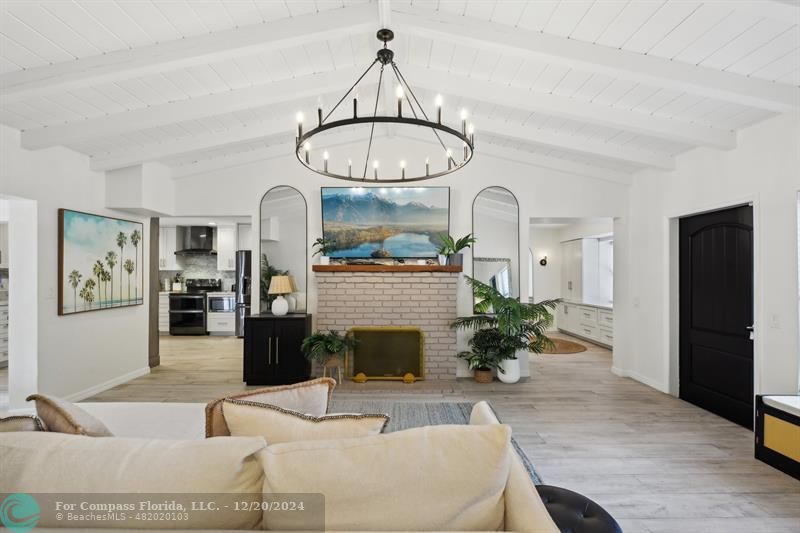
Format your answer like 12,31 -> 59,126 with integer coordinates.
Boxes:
175,226 -> 217,256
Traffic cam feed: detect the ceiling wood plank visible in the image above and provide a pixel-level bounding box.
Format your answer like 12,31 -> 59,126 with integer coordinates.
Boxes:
403,66 -> 735,149
392,8 -> 800,112
0,3 -> 376,104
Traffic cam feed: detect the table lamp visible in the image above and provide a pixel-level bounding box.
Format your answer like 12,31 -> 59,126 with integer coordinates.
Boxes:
268,275 -> 292,316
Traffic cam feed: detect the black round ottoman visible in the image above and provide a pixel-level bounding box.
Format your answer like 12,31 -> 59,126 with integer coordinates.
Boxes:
536,485 -> 622,533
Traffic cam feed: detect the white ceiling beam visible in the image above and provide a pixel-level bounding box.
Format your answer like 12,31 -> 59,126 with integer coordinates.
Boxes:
169,129 -> 375,179
0,4 -> 377,104
90,119 -> 292,171
403,66 -> 735,150
393,132 -> 632,185
477,143 -> 632,186
392,8 -> 800,113
467,112 -> 674,170
20,69 -> 368,150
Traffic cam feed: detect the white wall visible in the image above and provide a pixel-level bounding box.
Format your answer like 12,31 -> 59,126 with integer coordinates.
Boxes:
528,226 -> 562,329
173,139 -> 629,377
0,125 -> 149,406
615,113 -> 800,395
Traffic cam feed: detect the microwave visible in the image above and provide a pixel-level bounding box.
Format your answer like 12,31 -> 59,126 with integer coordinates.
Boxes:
207,294 -> 234,313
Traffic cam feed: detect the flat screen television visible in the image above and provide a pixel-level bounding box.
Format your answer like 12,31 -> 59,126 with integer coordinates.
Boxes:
321,187 -> 450,259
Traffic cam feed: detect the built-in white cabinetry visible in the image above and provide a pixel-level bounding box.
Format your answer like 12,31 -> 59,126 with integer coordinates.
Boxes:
237,223 -> 252,251
216,226 -> 236,271
0,223 -> 8,269
560,239 -> 599,303
158,292 -> 169,333
158,227 -> 180,270
558,302 -> 613,348
0,301 -> 7,365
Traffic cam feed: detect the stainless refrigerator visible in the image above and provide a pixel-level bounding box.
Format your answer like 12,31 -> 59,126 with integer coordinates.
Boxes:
234,250 -> 251,337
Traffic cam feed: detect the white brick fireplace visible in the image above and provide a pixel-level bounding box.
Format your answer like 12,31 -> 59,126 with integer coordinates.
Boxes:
314,267 -> 460,380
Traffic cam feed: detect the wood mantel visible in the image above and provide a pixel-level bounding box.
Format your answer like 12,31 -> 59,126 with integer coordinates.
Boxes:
312,264 -> 462,273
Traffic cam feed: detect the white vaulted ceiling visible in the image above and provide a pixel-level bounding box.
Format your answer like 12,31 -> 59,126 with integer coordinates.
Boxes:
0,0 -> 798,182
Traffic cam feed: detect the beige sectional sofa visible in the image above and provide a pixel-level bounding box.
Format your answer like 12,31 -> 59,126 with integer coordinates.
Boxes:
0,401 -> 560,533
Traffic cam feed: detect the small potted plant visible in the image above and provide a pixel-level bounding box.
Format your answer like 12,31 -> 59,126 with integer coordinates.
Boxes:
436,243 -> 448,266
301,330 -> 356,376
312,237 -> 334,265
438,233 -> 477,266
457,328 -> 509,383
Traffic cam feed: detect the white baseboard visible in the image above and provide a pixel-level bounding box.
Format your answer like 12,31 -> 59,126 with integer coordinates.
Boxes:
65,367 -> 150,402
611,366 -> 670,394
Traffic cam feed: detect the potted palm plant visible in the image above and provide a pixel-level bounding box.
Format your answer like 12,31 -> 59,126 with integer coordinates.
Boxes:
313,237 -> 334,265
452,277 -> 559,383
457,328 -> 514,383
300,330 -> 356,372
438,233 -> 477,266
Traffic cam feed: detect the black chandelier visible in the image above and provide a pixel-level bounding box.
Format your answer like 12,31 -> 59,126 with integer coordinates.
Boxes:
294,29 -> 475,183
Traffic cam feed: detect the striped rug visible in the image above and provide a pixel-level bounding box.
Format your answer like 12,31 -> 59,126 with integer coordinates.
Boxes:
329,399 -> 542,484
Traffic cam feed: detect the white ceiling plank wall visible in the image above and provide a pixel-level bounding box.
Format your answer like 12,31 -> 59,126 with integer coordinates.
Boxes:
0,0 -> 797,180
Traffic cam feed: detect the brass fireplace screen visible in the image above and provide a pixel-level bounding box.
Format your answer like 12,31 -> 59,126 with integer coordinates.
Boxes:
346,327 -> 424,382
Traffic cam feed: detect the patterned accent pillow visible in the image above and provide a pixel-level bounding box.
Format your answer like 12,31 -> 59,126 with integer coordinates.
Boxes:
26,394 -> 113,436
205,377 -> 336,437
0,415 -> 45,432
221,399 -> 388,444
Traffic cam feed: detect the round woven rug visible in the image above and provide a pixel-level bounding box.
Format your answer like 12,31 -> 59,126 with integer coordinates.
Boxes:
541,338 -> 587,354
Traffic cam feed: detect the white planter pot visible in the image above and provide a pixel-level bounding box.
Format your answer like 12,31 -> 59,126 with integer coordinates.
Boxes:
497,357 -> 521,384
438,254 -> 447,266
320,256 -> 330,265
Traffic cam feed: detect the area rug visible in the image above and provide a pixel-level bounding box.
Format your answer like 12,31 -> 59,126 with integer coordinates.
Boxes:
541,338 -> 587,354
329,399 -> 542,484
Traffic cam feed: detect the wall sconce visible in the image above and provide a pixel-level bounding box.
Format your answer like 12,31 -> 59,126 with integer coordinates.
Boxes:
539,256 -> 548,266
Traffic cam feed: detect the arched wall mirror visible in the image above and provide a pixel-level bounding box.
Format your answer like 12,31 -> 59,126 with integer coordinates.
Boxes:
259,186 -> 307,314
472,186 -> 520,311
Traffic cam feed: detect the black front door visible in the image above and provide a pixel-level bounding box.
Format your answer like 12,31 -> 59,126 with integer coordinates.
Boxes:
679,205 -> 754,429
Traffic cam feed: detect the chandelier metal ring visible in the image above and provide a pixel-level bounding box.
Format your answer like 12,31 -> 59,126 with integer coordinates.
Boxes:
293,28 -> 476,183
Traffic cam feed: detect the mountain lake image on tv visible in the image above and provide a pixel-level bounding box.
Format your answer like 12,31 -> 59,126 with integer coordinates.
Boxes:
321,187 -> 450,258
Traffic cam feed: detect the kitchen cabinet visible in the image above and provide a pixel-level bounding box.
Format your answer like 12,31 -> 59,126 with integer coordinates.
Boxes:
216,226 -> 236,271
557,302 -> 612,349
244,314 -> 311,385
158,227 -> 180,270
0,223 -> 8,269
237,223 -> 252,251
158,292 -> 169,333
560,238 -> 599,303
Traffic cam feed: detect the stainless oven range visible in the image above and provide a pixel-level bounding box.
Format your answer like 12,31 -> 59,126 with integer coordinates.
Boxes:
169,278 -> 222,335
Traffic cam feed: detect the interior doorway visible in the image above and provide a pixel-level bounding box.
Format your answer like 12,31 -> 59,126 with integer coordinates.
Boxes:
679,205 -> 754,429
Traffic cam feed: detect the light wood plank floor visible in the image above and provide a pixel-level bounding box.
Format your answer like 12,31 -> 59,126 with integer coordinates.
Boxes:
88,334 -> 800,533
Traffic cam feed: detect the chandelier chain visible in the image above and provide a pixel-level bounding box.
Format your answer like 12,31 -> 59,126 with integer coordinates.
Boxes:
362,63 -> 385,179
390,62 -> 453,164
323,58 -> 378,124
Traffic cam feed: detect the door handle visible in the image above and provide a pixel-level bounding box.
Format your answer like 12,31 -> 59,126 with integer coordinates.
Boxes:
746,325 -> 754,341
276,337 -> 279,365
268,337 -> 272,365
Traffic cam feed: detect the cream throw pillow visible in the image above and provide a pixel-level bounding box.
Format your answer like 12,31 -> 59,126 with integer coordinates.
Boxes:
205,377 -> 336,437
258,424 -> 511,531
222,399 -> 388,444
470,401 -> 559,533
0,432 -> 266,530
26,393 -> 113,436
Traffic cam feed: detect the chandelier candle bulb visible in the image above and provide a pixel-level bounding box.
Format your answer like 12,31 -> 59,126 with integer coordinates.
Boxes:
348,159 -> 352,178
317,105 -> 323,127
435,94 -> 443,123
468,123 -> 475,144
304,141 -> 310,164
396,85 -> 404,117
425,157 -> 430,176
353,89 -> 358,118
323,151 -> 329,172
373,160 -> 379,180
400,160 -> 406,179
447,150 -> 453,170
460,109 -> 468,136
296,112 -> 303,139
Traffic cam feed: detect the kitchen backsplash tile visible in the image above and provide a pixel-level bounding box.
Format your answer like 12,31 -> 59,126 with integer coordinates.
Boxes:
161,254 -> 236,291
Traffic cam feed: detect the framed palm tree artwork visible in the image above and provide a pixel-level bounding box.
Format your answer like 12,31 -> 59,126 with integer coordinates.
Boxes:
58,209 -> 144,315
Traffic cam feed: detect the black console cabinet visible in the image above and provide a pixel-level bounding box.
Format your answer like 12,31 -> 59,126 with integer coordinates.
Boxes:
243,314 -> 312,385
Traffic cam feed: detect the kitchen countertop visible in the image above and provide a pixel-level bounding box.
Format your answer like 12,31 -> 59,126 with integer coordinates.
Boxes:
562,300 -> 613,311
